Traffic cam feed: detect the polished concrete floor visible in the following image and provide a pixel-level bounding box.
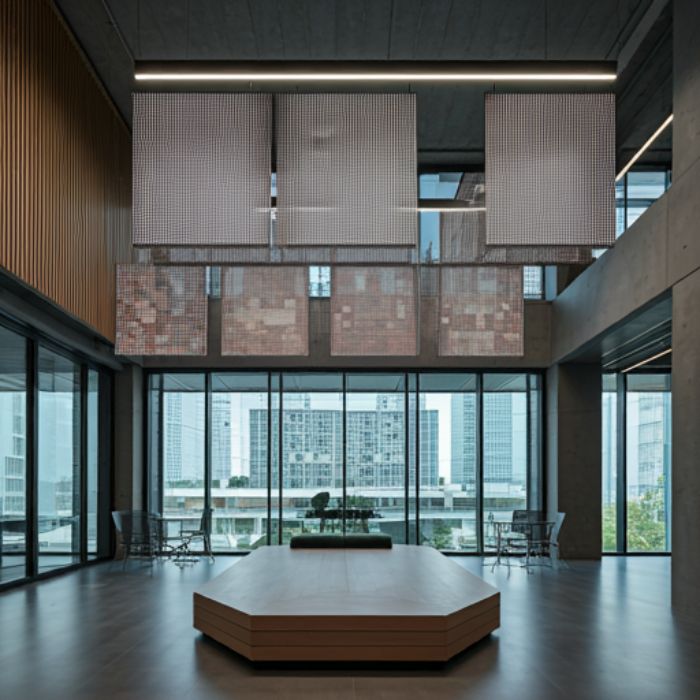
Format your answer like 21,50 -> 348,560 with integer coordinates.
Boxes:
1,555 -> 698,700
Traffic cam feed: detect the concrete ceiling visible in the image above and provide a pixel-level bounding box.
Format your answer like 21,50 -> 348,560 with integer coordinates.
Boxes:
54,0 -> 672,168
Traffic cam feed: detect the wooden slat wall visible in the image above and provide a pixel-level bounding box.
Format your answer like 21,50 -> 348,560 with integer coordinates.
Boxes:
1,0 -> 131,342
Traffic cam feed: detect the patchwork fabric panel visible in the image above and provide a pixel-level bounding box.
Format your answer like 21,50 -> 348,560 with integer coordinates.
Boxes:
221,266 -> 309,356
276,94 -> 417,247
331,267 -> 418,356
133,93 -> 271,245
439,266 -> 523,357
485,93 -> 615,247
116,265 -> 207,355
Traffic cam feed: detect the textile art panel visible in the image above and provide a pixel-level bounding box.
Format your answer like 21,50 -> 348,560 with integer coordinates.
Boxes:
133,93 -> 271,245
116,265 -> 207,355
485,93 -> 615,247
331,267 -> 418,356
276,93 -> 417,247
221,266 -> 309,356
439,266 -> 523,357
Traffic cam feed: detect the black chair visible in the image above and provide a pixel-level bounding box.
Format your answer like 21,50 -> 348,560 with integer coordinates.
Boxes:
176,508 -> 214,562
111,510 -> 158,569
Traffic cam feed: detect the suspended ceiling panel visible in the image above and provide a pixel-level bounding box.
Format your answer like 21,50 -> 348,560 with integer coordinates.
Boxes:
440,173 -> 592,264
439,266 -> 523,357
331,267 -> 418,356
133,93 -> 271,245
115,265 -> 207,355
221,266 -> 309,356
276,94 -> 418,247
485,93 -> 615,247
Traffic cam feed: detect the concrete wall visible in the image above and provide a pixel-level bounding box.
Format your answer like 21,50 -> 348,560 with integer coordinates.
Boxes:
546,363 -> 602,559
670,0 -> 700,621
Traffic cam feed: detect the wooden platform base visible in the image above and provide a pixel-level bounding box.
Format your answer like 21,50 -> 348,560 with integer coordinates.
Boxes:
193,545 -> 500,662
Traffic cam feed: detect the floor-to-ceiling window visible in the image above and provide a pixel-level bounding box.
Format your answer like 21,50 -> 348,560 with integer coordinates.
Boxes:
148,370 -> 542,553
37,348 -> 81,573
602,372 -> 671,553
0,319 -> 112,589
418,373 -> 478,550
626,374 -> 672,552
280,373 -> 344,542
210,373 -> 269,550
346,373 -> 407,543
0,326 -> 27,584
86,369 -> 99,558
160,374 -> 206,547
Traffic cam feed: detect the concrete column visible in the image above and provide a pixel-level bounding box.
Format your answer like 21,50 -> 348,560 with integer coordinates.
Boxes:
671,270 -> 700,618
546,363 -> 602,559
670,0 -> 700,621
113,364 -> 144,512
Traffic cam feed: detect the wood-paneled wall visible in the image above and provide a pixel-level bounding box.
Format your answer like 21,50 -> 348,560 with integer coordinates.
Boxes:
1,0 -> 131,342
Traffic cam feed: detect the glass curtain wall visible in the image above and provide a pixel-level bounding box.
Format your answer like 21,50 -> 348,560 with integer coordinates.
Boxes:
37,348 -> 81,573
482,374 -> 531,551
280,373 -> 343,542
159,374 -> 206,548
0,327 -> 27,584
0,320 -> 111,588
419,374 -> 478,550
86,369 -> 99,557
210,373 -> 269,551
148,371 -> 542,553
602,372 -> 671,553
346,373 -> 407,543
626,374 -> 672,552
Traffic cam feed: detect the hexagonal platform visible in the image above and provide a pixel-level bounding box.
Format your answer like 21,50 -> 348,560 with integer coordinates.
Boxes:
193,545 -> 500,662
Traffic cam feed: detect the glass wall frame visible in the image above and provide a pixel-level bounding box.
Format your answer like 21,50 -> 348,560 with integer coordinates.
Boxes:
147,369 -> 543,554
0,315 -> 112,590
601,371 -> 672,554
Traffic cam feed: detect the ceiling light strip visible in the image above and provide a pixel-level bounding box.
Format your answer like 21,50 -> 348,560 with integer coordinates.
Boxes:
134,60 -> 616,83
136,72 -> 616,82
621,347 -> 672,373
615,114 -> 673,182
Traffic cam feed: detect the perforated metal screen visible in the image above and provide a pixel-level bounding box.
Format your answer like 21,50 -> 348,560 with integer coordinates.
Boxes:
440,173 -> 592,264
331,267 -> 418,356
115,265 -> 207,356
439,266 -> 523,357
276,94 -> 418,247
221,266 -> 309,356
133,93 -> 271,246
485,93 -> 615,248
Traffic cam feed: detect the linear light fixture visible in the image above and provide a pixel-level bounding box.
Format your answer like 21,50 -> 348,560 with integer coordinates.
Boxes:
616,114 -> 673,182
135,60 -> 617,83
621,347 -> 672,373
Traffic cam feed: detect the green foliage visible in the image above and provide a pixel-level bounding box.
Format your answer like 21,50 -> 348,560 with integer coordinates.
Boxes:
602,503 -> 617,551
627,476 -> 667,552
602,475 -> 667,552
429,520 -> 453,550
227,475 -> 250,488
346,495 -> 373,509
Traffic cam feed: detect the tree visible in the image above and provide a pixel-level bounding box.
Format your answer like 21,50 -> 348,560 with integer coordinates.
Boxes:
627,475 -> 667,552
430,520 -> 453,550
227,475 -> 250,488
